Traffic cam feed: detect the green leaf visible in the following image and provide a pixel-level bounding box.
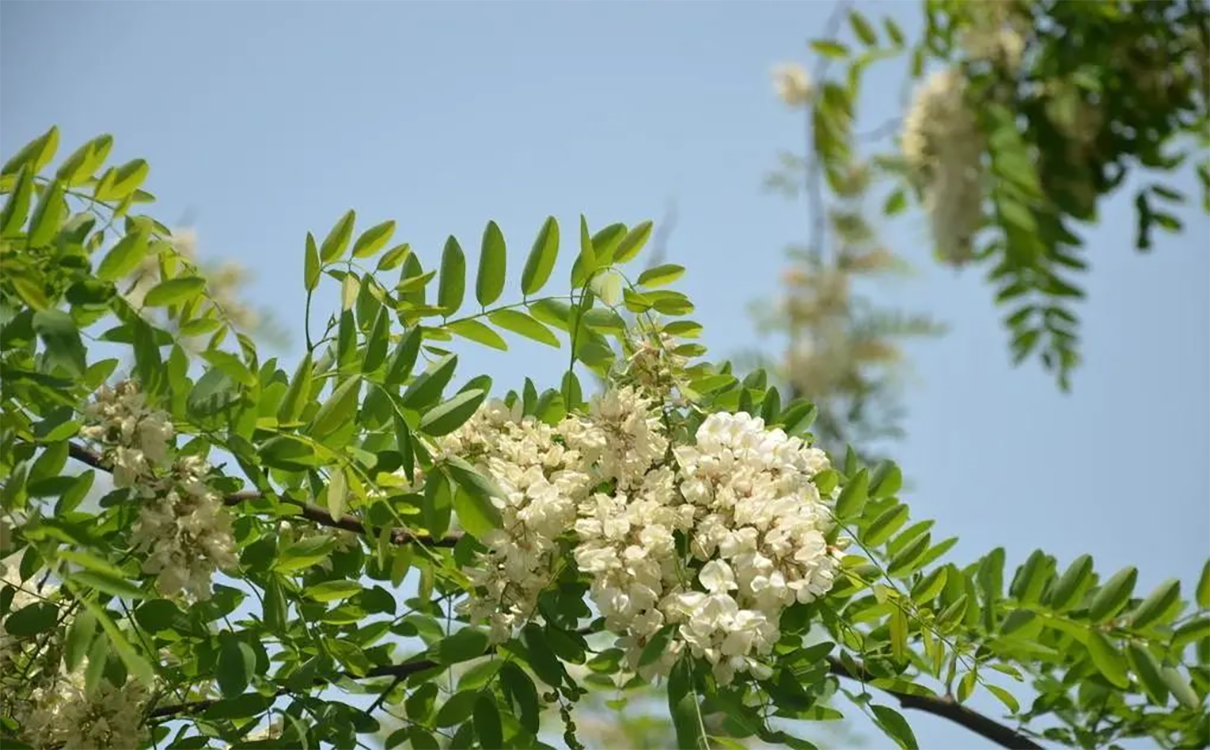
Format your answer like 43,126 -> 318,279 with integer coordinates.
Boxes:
1131,578 -> 1180,629
3,125 -> 59,176
521,216 -> 559,295
476,220 -> 507,306
613,220 -> 653,263
863,504 -> 909,546
320,210 -> 356,262
668,657 -> 704,750
499,662 -> 540,733
406,683 -> 438,722
435,690 -> 479,728
986,684 -> 1019,714
887,533 -> 930,578
1,165 -> 34,237
305,580 -> 363,602
438,235 -> 467,314
401,353 -> 457,409
95,158 -> 149,201
56,134 -> 113,186
1197,560 -> 1209,609
1173,617 -> 1210,650
848,10 -> 878,45
277,353 -> 314,424
363,308 -> 391,373
352,219 -> 396,258
578,214 -> 597,278
835,468 -> 868,520
423,469 -> 453,539
488,310 -> 559,347
1089,566 -> 1137,621
639,625 -> 676,667
434,627 -> 490,665
473,693 -> 503,750
305,232 -> 321,291
445,319 -> 507,351
309,377 -> 361,441
28,178 -> 66,247
521,622 -> 562,687
385,328 -> 423,386
32,309 -> 87,377
4,602 -> 58,637
68,571 -> 146,600
1161,666 -> 1201,709
80,599 -> 154,685
64,609 -> 97,672
217,632 -> 257,698
96,228 -> 150,281
869,462 -> 902,499
327,468 -> 347,521
421,389 -> 487,437
1086,631 -> 1129,689
1049,554 -> 1093,612
638,263 -> 686,288
811,40 -> 849,58
274,536 -> 335,572
871,705 -> 917,750
1126,643 -> 1169,706
143,276 -> 205,307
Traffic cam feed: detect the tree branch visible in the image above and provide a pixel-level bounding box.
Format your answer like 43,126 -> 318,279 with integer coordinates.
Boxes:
67,442 -> 460,548
827,657 -> 1042,750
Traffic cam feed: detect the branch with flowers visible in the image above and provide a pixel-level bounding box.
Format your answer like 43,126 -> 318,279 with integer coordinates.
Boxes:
0,126 -> 1205,750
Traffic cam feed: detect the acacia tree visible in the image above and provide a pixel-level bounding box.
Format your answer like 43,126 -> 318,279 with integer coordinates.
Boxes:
0,122 -> 1207,750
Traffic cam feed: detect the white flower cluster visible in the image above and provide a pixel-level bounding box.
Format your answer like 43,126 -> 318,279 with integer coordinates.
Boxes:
960,3 -> 1028,72
771,63 -> 814,106
18,665 -> 149,750
441,401 -> 595,643
83,382 -> 236,600
82,382 -> 175,489
130,456 -> 238,600
901,69 -> 986,267
451,388 -> 840,685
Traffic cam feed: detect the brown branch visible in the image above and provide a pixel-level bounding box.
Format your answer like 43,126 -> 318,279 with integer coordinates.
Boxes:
68,441 -> 460,548
827,657 -> 1043,750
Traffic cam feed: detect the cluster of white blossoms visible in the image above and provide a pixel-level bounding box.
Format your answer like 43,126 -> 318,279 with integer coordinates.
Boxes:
771,62 -> 814,106
82,381 -> 176,489
441,400 -> 595,643
901,68 -> 986,267
17,665 -> 149,750
453,386 -> 841,685
82,381 -> 236,600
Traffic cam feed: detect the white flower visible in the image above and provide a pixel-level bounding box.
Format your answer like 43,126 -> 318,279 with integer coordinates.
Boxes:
772,63 -> 813,106
901,68 -> 985,267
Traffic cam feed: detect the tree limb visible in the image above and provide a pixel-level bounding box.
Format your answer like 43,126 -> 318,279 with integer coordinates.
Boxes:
827,657 -> 1043,750
67,442 -> 460,548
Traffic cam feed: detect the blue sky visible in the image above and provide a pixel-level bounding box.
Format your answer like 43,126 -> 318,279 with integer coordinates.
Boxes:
3,2 -> 1208,748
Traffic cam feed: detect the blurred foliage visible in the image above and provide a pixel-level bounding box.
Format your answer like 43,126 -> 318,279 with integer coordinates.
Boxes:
786,0 -> 1209,391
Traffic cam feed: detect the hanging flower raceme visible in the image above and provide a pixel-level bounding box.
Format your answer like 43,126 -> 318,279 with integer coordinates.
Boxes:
454,390 -> 841,685
82,381 -> 236,600
901,68 -> 986,267
440,401 -> 596,643
17,664 -> 149,750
